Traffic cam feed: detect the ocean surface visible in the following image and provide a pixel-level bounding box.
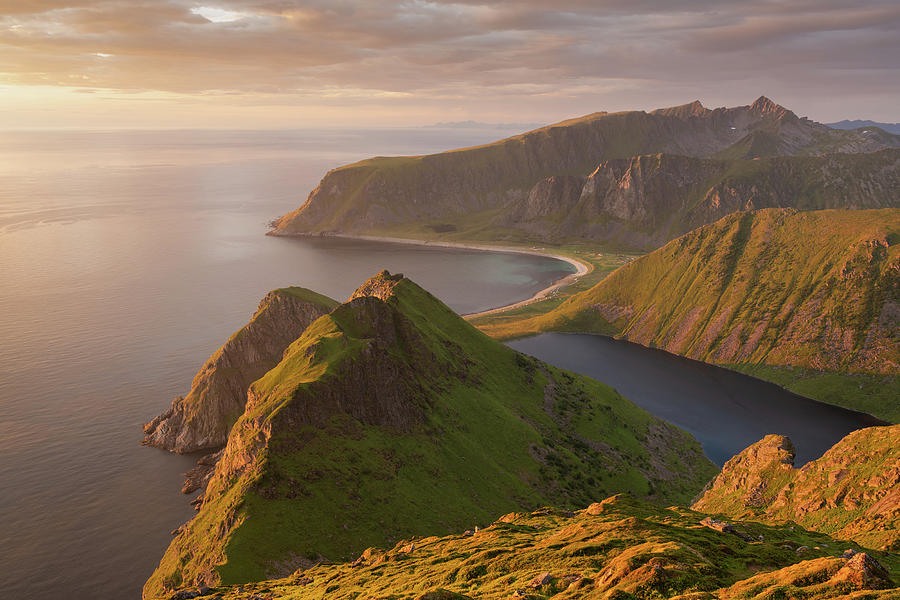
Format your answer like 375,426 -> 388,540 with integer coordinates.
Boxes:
0,128 -> 572,600
0,129 -> 882,599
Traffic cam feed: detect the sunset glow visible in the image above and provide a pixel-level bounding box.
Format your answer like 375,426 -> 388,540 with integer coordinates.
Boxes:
1,0 -> 898,129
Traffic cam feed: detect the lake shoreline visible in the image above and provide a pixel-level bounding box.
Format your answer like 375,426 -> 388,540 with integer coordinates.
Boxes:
269,230 -> 592,317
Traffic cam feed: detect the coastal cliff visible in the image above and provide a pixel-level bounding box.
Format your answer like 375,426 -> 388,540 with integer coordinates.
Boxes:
500,150 -> 900,249
142,287 -> 337,454
144,272 -> 715,598
693,425 -> 900,552
270,97 -> 900,249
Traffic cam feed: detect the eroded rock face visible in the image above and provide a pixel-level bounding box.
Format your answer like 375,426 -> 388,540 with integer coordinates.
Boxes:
142,288 -> 337,454
501,150 -> 900,249
693,425 -> 900,551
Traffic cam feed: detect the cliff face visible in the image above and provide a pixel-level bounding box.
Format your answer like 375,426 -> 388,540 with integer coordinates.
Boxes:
499,150 -> 900,249
153,494 -> 900,600
270,97 -> 900,248
693,425 -> 900,552
142,287 -> 338,454
144,272 -> 715,598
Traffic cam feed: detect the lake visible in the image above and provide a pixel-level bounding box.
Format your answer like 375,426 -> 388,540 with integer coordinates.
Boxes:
507,333 -> 885,466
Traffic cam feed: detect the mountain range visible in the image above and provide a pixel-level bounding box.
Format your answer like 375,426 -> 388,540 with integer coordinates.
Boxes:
143,98 -> 900,599
270,97 -> 900,250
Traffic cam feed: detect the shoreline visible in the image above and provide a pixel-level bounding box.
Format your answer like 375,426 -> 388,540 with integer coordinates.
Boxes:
273,231 -> 591,317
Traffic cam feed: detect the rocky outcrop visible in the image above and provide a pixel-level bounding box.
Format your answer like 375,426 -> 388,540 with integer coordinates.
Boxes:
693,425 -> 900,551
499,150 -> 900,249
271,97 -> 900,249
142,287 -> 337,454
144,273 -> 715,598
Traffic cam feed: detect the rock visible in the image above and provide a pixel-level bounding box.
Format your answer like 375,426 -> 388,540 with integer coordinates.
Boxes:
830,552 -> 892,589
181,449 -> 224,494
529,572 -> 554,588
586,502 -> 605,515
143,288 -> 337,454
796,545 -> 809,554
168,591 -> 199,600
700,517 -> 754,541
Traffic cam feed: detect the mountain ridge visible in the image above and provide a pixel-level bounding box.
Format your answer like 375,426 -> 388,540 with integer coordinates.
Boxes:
474,208 -> 900,421
144,272 -> 714,598
270,97 -> 900,249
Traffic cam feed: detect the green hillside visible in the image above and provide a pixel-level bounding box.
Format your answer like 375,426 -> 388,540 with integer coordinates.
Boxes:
474,209 -> 900,421
144,272 -> 715,598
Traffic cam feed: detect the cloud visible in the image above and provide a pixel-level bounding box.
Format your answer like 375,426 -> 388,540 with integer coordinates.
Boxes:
0,0 -> 897,123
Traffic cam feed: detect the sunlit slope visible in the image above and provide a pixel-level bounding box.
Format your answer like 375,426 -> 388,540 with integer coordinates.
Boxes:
156,494 -> 899,600
694,425 -> 900,552
478,209 -> 900,420
144,272 -> 714,597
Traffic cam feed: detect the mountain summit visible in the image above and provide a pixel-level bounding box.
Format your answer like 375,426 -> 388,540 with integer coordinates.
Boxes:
144,272 -> 714,597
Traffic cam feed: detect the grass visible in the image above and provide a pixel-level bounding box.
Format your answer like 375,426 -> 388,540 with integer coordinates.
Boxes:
164,494 -> 900,600
694,425 -> 900,553
468,209 -> 900,423
144,273 -> 715,598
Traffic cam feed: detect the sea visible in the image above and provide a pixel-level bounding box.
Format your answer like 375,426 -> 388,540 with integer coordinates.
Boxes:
0,128 -> 881,599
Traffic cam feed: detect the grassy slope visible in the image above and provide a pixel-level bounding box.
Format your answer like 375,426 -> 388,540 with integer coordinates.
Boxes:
145,274 -> 715,598
473,209 -> 900,422
163,495 -> 899,600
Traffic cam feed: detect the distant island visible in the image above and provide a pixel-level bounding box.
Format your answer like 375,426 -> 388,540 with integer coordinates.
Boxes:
827,119 -> 900,135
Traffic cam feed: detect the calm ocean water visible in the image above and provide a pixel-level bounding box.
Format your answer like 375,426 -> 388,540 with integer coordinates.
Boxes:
0,128 -> 572,599
0,129 -> 882,599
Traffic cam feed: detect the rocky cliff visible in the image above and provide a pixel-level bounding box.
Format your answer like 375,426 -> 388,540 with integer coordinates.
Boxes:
500,149 -> 900,249
144,272 -> 715,598
150,494 -> 899,600
693,425 -> 900,552
480,209 -> 900,421
142,287 -> 338,454
270,97 -> 900,249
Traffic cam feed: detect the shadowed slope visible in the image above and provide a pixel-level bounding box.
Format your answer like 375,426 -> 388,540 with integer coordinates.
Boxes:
143,287 -> 338,453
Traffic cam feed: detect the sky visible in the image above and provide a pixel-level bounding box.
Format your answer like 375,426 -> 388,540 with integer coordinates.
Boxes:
0,0 -> 898,129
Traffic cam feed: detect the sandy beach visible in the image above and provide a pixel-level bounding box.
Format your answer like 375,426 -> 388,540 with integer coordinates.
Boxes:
321,233 -> 592,317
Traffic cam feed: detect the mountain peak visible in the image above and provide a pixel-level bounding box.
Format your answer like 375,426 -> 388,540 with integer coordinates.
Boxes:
350,269 -> 407,302
749,95 -> 792,118
650,99 -> 708,118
